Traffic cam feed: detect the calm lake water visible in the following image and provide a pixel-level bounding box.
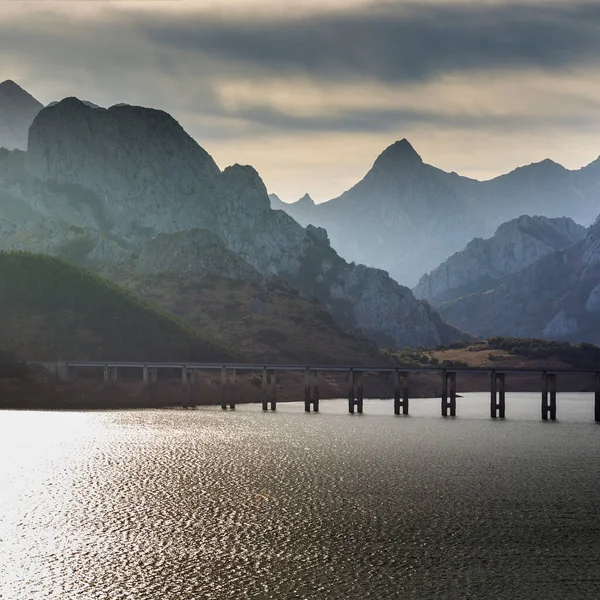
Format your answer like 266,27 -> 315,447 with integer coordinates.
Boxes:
1,393 -> 599,599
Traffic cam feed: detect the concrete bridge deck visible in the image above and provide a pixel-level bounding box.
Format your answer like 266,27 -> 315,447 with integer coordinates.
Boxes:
37,361 -> 600,422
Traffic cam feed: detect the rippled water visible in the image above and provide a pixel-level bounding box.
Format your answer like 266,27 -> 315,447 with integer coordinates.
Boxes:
1,393 -> 600,599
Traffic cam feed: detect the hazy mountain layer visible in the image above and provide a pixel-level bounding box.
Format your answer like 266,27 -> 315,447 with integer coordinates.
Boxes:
413,215 -> 587,306
0,97 -> 464,350
438,219 -> 600,344
0,80 -> 43,150
271,140 -> 600,287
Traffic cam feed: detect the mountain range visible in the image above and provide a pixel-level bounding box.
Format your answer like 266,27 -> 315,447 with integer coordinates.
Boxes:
413,215 -> 587,306
0,86 -> 465,359
271,140 -> 600,287
437,218 -> 600,344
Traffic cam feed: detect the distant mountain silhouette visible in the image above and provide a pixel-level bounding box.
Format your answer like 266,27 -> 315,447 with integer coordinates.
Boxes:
0,94 -> 465,350
413,215 -> 587,306
271,141 -> 600,286
438,217 -> 600,344
0,80 -> 43,150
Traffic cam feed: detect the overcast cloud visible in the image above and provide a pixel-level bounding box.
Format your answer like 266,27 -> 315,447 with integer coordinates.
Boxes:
1,0 -> 599,201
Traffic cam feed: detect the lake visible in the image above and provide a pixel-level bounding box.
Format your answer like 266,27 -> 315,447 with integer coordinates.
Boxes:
1,393 -> 599,599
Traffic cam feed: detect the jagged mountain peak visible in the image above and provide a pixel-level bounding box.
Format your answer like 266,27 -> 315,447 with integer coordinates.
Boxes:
295,193 -> 316,207
0,80 -> 38,101
503,157 -> 568,179
373,138 -> 423,169
0,79 -> 20,91
0,80 -> 43,151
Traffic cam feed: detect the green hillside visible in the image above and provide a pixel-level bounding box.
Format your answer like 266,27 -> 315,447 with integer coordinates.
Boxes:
0,252 -> 237,362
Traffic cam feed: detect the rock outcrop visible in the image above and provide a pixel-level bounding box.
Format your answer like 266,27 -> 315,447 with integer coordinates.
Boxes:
271,140 -> 600,287
0,80 -> 43,151
0,96 -> 463,349
413,215 -> 586,305
438,218 -> 600,344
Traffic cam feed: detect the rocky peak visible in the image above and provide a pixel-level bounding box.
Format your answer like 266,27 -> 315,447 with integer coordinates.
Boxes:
373,139 -> 423,170
221,164 -> 271,216
295,193 -> 316,207
0,80 -> 43,151
26,97 -> 225,236
414,215 -> 587,305
269,193 -> 286,209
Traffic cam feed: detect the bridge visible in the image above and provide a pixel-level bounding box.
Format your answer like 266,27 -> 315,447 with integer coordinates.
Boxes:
46,361 -> 600,422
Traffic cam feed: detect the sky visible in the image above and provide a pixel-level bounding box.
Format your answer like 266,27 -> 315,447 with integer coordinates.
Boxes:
1,0 -> 600,202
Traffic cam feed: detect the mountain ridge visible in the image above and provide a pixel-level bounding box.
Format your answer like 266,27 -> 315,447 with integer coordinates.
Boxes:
270,139 -> 599,286
0,96 -> 464,350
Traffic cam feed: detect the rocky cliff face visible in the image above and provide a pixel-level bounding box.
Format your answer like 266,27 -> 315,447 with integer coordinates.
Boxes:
271,140 -> 600,287
438,219 -> 600,344
0,96 -> 463,349
0,80 -> 43,151
414,215 -> 586,305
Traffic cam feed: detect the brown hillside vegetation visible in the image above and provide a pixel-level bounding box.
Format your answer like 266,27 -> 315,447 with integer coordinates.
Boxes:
109,271 -> 387,365
0,252 -> 236,362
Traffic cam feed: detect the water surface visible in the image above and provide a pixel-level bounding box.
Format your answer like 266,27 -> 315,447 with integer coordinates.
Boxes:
1,393 -> 599,599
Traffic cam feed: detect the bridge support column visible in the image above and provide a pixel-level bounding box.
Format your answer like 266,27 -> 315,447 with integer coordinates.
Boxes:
304,369 -> 319,412
441,371 -> 457,417
219,367 -> 234,410
181,368 -> 196,407
270,371 -> 277,411
57,362 -> 71,383
104,365 -> 118,389
262,369 -> 277,411
312,371 -> 319,412
490,372 -> 506,419
542,372 -> 557,420
348,370 -> 364,414
262,367 -> 268,411
394,370 -> 409,415
143,366 -> 158,389
595,373 -> 600,423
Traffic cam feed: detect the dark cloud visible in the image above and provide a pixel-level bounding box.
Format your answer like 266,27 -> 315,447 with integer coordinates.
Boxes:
229,104 -> 600,137
139,2 -> 600,83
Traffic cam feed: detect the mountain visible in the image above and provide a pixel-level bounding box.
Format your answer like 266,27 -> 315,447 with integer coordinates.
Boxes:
270,140 -> 600,287
437,218 -> 600,344
0,251 -> 236,362
0,96 -> 464,351
0,80 -> 43,150
413,215 -> 587,306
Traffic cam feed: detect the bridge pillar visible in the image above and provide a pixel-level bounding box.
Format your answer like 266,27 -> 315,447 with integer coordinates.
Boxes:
262,368 -> 277,411
57,362 -> 71,383
542,372 -> 557,421
220,368 -> 236,410
181,368 -> 196,407
394,370 -> 409,415
304,369 -> 319,412
262,367 -> 268,411
595,373 -> 600,423
348,369 -> 355,414
490,372 -> 506,419
441,371 -> 457,417
348,370 -> 364,414
270,371 -> 277,411
143,366 -> 158,389
104,365 -> 118,389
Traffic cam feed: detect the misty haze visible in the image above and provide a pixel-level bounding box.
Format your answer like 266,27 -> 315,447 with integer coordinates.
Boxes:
1,1 -> 599,599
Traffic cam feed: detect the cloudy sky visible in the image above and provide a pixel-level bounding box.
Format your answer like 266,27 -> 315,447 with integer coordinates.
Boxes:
2,0 -> 600,201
